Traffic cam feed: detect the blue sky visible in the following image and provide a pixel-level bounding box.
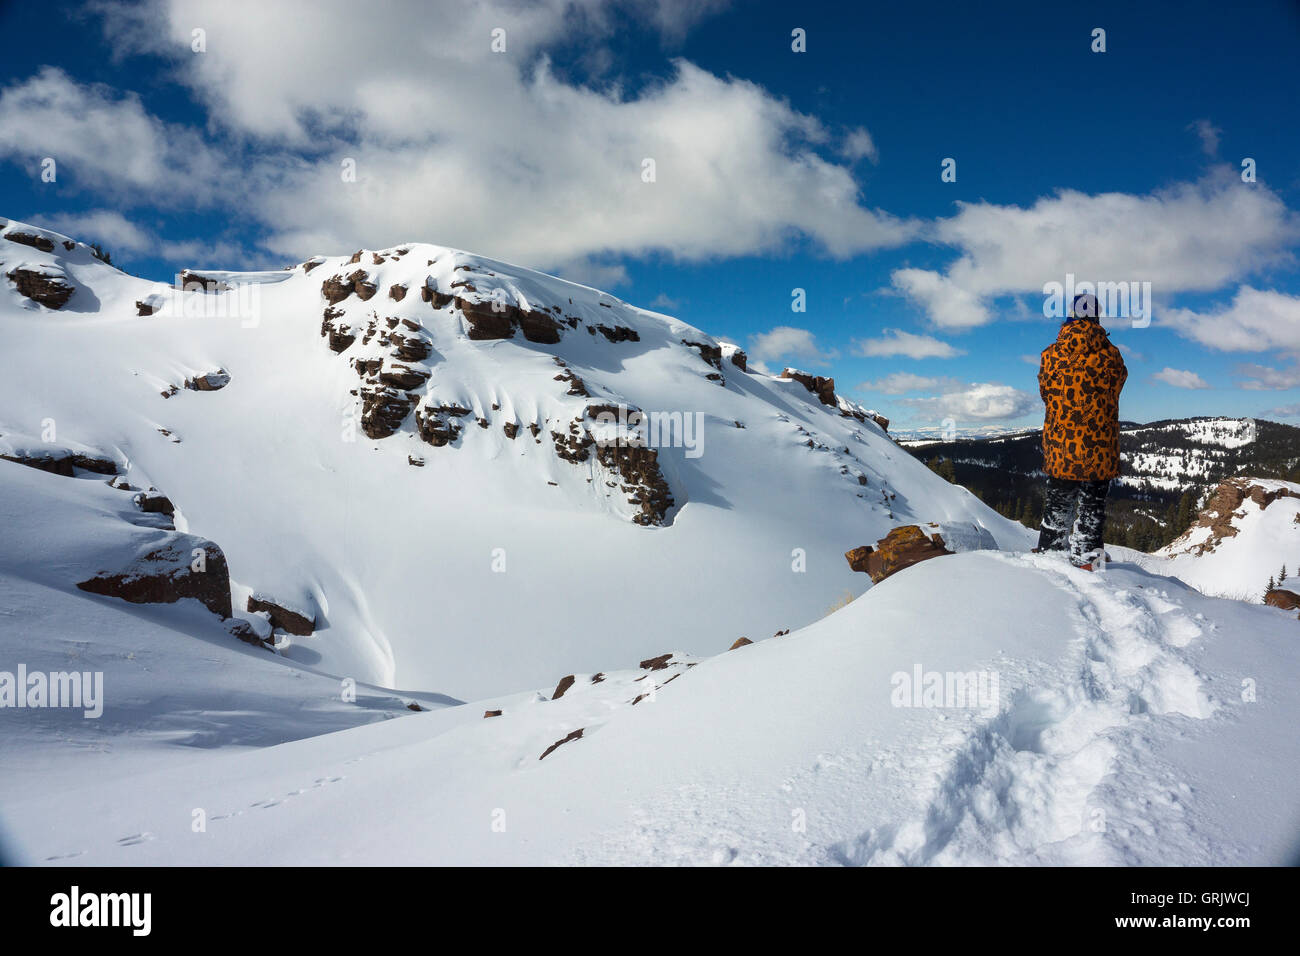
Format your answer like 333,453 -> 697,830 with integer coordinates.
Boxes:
3,0 -> 1299,430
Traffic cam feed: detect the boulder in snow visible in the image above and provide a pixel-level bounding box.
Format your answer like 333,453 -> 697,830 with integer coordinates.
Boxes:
6,264 -> 75,309
77,538 -> 233,619
1264,589 -> 1300,612
245,593 -> 315,636
846,525 -> 953,583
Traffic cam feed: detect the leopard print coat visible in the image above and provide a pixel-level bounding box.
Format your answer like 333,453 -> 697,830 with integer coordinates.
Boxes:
1038,318 -> 1127,481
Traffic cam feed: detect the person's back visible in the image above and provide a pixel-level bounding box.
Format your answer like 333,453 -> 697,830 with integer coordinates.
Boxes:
1035,294 -> 1127,568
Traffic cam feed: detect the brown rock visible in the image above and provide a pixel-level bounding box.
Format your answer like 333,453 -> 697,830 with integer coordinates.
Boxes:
681,339 -> 723,369
594,324 -> 639,344
846,525 -> 953,583
388,283 -> 408,301
3,230 -> 55,253
134,490 -> 175,517
7,267 -> 75,309
78,539 -> 233,619
640,653 -> 673,671
246,593 -> 315,636
416,403 -> 473,447
552,675 -> 576,700
1265,588 -> 1300,611
360,386 -> 418,440
729,637 -> 753,650
539,728 -> 584,760
378,364 -> 430,390
781,368 -> 837,407
484,709 -> 502,718
1,450 -> 117,477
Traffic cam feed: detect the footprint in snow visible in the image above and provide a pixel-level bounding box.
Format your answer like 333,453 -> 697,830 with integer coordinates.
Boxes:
116,833 -> 154,846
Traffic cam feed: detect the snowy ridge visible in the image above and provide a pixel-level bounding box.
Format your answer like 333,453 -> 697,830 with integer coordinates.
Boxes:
0,216 -> 1027,696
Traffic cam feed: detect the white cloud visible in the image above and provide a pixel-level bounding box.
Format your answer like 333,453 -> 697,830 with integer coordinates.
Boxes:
1262,403 -> 1300,419
27,208 -> 256,270
1152,367 -> 1211,389
852,327 -> 964,359
32,209 -> 154,254
1188,119 -> 1222,156
648,292 -> 681,310
857,372 -> 959,395
551,258 -> 630,290
1163,286 -> 1300,352
748,326 -> 838,365
1235,362 -> 1300,390
890,173 -> 1299,328
0,67 -> 230,204
841,127 -> 879,164
51,0 -> 915,271
900,383 -> 1037,422
891,269 -> 991,328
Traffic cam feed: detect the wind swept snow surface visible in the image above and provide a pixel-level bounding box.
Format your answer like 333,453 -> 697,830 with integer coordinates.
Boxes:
6,553 -> 1297,866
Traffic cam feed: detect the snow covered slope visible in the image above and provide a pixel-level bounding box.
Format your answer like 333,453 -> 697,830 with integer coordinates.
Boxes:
6,549 -> 1298,866
1145,477 -> 1300,602
0,456 -> 456,820
0,217 -> 1028,698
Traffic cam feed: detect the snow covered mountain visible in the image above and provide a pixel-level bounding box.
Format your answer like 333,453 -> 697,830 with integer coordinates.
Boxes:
5,217 -> 1299,867
0,216 -> 1027,698
1141,477 -> 1300,603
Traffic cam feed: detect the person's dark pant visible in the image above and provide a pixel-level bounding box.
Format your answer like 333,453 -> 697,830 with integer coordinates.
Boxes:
1037,477 -> 1109,564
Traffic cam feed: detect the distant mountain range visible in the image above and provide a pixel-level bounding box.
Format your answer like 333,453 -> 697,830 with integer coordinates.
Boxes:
900,417 -> 1300,551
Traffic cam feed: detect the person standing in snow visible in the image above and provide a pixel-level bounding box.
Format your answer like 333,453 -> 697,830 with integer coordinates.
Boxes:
1035,292 -> 1128,569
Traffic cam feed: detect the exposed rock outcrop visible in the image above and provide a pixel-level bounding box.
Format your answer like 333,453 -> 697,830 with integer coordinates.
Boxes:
360,385 -> 419,439
322,270 -> 376,304
1172,478 -> 1298,556
1,448 -> 118,476
246,593 -> 315,635
846,525 -> 953,583
415,403 -> 473,447
781,368 -> 837,407
3,230 -> 56,253
184,369 -> 231,392
6,266 -> 75,309
1264,588 -> 1300,612
77,538 -> 233,619
682,339 -> 723,370
539,728 -> 584,760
